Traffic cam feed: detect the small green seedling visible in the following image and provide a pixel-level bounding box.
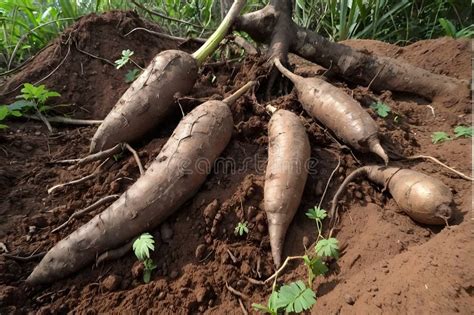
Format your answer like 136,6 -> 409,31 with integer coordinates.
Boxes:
454,125 -> 472,138
0,83 -> 60,130
431,131 -> 451,144
115,49 -> 134,69
234,221 -> 249,236
125,68 -> 141,83
252,281 -> 316,314
132,233 -> 157,283
371,101 -> 391,118
305,206 -> 327,240
253,206 -> 339,314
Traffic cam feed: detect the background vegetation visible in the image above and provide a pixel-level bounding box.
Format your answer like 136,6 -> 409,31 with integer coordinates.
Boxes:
0,0 -> 472,72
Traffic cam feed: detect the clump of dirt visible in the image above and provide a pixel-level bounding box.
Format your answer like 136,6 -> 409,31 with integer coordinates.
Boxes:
0,11 -> 472,315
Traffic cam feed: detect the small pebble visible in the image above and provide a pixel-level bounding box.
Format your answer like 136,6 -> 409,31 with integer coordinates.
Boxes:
169,270 -> 179,279
131,261 -> 144,279
257,223 -> 266,233
194,286 -> 208,303
203,200 -> 219,221
157,291 -> 166,300
101,274 -> 122,292
195,244 -> 207,260
34,131 -> 41,136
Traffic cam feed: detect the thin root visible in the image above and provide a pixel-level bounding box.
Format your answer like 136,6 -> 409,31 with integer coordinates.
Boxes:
52,194 -> 120,233
3,252 -> 46,262
406,155 -> 473,181
96,238 -> 134,265
225,282 -> 249,300
318,153 -> 341,208
238,298 -> 249,315
123,143 -> 145,176
24,114 -> 102,125
53,144 -> 122,166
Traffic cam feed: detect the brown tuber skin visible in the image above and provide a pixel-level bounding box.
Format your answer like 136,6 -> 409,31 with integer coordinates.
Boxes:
90,50 -> 198,153
264,108 -> 310,268
330,166 -> 453,225
274,58 -> 388,164
27,91 -> 255,284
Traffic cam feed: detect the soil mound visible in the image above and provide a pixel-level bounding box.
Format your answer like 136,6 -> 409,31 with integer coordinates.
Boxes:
0,11 -> 179,119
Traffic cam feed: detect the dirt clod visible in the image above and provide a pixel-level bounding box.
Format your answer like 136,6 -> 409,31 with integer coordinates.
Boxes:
101,274 -> 122,292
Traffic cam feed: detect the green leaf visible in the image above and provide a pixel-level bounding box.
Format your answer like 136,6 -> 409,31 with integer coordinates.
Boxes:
438,18 -> 456,37
0,106 -> 9,120
305,206 -> 327,221
234,222 -> 249,236
115,49 -> 134,69
304,255 -> 329,283
431,131 -> 451,144
453,125 -> 472,138
10,110 -> 22,117
132,233 -> 155,261
371,101 -> 391,118
8,100 -> 35,111
0,124 -> 8,129
125,68 -> 141,83
267,290 -> 280,312
277,281 -> 316,313
315,238 -> 339,258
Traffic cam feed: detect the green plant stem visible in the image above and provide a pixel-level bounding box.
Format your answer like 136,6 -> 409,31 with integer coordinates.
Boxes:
192,0 -> 246,66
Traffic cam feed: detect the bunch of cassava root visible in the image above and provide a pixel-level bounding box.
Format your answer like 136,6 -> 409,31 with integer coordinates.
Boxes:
25,0 -> 469,284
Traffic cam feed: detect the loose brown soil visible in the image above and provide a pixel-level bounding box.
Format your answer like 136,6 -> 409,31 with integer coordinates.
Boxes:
0,11 -> 472,314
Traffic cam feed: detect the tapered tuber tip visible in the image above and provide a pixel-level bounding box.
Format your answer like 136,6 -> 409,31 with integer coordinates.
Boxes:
368,137 -> 389,165
268,223 -> 287,269
273,58 -> 299,85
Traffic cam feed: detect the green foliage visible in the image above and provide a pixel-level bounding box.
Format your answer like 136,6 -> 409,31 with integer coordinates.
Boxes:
454,125 -> 472,138
431,131 -> 451,144
234,221 -> 249,236
0,83 -> 60,128
133,232 -> 157,283
19,83 -> 60,103
439,18 -> 474,38
305,206 -> 327,221
133,232 -> 155,261
254,205 -> 338,314
1,1 -> 471,71
315,238 -> 339,259
252,281 -> 316,314
303,254 -> 328,284
125,68 -> 141,83
292,0 -> 472,43
115,49 -> 134,69
371,101 -> 391,118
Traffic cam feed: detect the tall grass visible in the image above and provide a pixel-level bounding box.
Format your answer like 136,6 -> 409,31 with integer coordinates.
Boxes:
293,0 -> 472,43
0,0 -> 472,72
